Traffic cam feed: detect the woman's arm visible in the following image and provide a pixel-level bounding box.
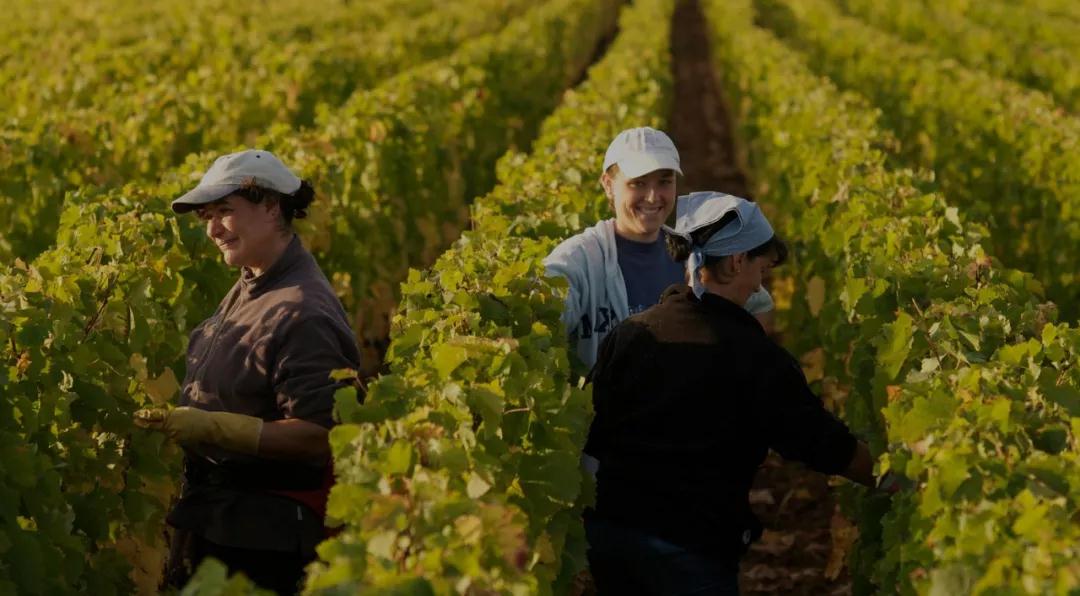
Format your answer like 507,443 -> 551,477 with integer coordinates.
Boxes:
270,314 -> 361,458
258,418 -> 330,462
757,352 -> 872,482
544,241 -> 588,335
134,407 -> 331,462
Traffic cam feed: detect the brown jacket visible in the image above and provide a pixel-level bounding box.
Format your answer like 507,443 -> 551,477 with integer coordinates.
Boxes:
180,234 -> 359,429
169,235 -> 360,555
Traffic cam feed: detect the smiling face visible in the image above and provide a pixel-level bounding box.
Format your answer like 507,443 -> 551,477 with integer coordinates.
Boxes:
602,167 -> 677,242
196,195 -> 287,273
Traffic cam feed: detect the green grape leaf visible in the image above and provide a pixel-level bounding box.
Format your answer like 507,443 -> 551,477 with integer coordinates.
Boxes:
876,312 -> 914,382
430,344 -> 470,380
386,440 -> 415,476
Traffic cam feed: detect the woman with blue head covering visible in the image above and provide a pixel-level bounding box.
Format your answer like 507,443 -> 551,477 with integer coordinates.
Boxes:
545,128 -> 776,480
583,192 -> 876,595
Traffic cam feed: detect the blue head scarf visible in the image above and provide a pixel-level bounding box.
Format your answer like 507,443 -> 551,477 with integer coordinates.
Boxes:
663,191 -> 775,298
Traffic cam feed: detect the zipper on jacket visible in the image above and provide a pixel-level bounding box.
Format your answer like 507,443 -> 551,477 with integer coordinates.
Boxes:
191,286 -> 247,387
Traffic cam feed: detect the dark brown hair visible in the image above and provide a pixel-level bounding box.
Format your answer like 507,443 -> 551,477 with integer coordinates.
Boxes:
232,179 -> 316,226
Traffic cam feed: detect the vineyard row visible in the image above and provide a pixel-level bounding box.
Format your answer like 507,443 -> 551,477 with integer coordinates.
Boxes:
706,0 -> 1080,592
756,0 -> 1080,320
836,0 -> 1080,113
0,0 -> 530,262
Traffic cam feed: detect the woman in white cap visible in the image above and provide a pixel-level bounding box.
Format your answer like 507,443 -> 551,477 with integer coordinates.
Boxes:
582,192 -> 875,595
135,149 -> 361,594
544,127 -> 774,376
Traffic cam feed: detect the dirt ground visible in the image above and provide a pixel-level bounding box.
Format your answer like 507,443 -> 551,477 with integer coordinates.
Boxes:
668,0 -> 853,593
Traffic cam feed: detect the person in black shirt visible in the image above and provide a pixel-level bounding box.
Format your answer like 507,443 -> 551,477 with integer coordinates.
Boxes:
584,192 -> 875,595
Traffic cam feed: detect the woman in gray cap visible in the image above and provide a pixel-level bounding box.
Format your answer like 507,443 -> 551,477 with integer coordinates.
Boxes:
582,192 -> 875,595
135,149 -> 361,594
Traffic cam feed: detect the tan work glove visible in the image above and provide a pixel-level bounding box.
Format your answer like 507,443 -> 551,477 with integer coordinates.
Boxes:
134,407 -> 263,455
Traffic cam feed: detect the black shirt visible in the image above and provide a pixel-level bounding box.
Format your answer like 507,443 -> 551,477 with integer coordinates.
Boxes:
587,284 -> 856,557
614,231 -> 685,315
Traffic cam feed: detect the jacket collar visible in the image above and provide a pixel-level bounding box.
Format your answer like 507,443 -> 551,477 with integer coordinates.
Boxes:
661,284 -> 764,333
240,234 -> 304,297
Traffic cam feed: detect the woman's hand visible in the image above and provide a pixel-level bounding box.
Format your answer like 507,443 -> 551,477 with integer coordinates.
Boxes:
136,407 -> 330,462
134,407 -> 262,455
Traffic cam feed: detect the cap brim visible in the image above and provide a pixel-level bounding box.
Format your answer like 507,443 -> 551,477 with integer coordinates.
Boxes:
616,154 -> 683,179
171,183 -> 242,214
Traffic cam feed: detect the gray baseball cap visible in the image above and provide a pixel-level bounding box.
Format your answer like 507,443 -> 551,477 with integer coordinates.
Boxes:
602,127 -> 682,179
171,149 -> 302,214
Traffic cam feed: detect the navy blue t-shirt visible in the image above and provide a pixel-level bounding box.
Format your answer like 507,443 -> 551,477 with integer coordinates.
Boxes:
615,231 -> 686,315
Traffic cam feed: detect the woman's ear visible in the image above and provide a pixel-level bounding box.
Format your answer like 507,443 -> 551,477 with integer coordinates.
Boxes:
600,172 -> 614,198
731,252 -> 747,274
702,256 -> 737,284
601,172 -> 618,211
262,200 -> 285,227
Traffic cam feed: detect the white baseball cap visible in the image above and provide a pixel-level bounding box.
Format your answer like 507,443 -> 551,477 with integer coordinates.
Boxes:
601,127 -> 682,179
171,149 -> 302,214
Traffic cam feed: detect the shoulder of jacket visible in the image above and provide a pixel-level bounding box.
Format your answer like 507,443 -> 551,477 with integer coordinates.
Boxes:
554,219 -> 614,249
257,279 -> 346,322
546,219 -> 614,264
